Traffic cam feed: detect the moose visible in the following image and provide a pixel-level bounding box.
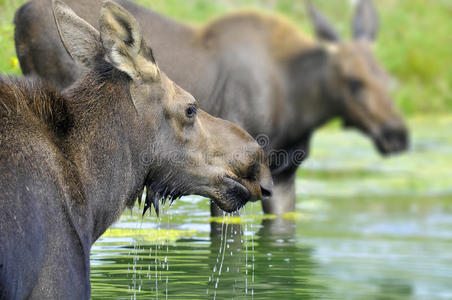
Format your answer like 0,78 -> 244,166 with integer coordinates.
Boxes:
14,0 -> 409,216
0,1 -> 273,298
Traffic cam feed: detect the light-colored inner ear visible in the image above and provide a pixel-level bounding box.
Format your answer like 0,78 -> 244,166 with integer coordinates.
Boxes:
53,0 -> 101,69
134,54 -> 160,80
100,1 -> 159,81
101,9 -> 141,51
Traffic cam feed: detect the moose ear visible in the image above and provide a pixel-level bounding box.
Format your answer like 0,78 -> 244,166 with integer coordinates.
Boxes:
99,1 -> 159,81
305,0 -> 341,42
53,0 -> 102,69
352,0 -> 379,42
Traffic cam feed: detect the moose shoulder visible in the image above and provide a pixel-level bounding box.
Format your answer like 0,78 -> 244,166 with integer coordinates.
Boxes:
1,1 -> 272,298
14,0 -> 408,215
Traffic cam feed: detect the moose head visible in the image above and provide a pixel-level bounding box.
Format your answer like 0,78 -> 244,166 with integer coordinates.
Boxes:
305,0 -> 408,154
53,0 -> 273,217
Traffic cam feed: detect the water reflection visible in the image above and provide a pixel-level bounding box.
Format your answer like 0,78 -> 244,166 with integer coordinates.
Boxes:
91,208 -> 452,299
207,221 -> 244,298
253,218 -> 322,299
91,218 -> 324,299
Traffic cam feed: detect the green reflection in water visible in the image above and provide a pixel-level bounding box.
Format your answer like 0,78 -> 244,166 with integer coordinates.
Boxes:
91,117 -> 452,299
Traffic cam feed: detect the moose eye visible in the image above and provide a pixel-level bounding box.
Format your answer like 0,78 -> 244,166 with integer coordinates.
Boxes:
348,78 -> 363,95
185,105 -> 198,118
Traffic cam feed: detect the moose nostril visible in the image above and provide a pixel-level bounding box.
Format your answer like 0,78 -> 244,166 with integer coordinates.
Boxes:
260,184 -> 273,199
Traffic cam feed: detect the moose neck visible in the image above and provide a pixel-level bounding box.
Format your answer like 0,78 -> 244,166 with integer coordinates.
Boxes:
287,60 -> 340,140
63,68 -> 150,242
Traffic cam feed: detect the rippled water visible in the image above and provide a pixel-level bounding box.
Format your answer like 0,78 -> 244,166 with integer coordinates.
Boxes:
91,117 -> 452,299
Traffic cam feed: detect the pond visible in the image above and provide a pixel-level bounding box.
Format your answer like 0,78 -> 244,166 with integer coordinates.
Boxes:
90,117 -> 452,299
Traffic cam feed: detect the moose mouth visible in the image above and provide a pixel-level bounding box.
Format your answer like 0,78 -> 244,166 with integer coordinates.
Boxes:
216,174 -> 273,212
343,119 -> 409,155
217,176 -> 253,212
141,175 -> 264,216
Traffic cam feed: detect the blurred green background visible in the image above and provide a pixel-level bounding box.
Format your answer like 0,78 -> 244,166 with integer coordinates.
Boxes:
1,0 -> 451,115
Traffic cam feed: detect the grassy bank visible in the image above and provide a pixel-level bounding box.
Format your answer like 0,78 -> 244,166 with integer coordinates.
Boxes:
1,0 -> 451,114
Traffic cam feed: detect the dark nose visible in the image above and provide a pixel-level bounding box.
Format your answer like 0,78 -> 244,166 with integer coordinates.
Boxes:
260,182 -> 273,200
258,162 -> 273,201
376,125 -> 410,155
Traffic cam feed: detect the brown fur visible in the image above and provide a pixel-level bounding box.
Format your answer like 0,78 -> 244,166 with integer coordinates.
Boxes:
0,77 -> 72,138
198,11 -> 315,60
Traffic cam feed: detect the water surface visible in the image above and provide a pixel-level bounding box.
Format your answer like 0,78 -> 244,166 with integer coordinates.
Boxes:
91,117 -> 452,299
